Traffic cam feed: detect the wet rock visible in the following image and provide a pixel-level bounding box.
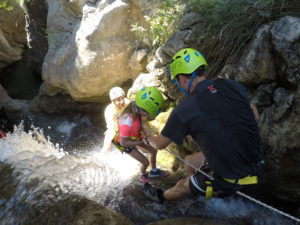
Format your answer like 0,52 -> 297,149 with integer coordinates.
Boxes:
250,82 -> 277,109
163,30 -> 191,57
20,196 -> 135,225
71,198 -> 135,225
271,16 -> 300,84
178,12 -> 202,30
147,217 -> 233,225
24,0 -> 48,74
0,2 -> 26,70
235,24 -> 276,86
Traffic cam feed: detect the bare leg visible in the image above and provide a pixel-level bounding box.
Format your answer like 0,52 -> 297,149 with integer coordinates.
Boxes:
137,143 -> 157,170
185,152 -> 205,176
128,147 -> 149,174
163,176 -> 191,200
162,152 -> 205,201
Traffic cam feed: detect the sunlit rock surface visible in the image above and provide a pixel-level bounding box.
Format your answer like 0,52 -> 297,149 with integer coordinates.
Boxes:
42,0 -> 148,101
0,2 -> 26,70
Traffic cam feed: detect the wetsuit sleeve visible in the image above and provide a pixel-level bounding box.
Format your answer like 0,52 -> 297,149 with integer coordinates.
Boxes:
161,110 -> 187,145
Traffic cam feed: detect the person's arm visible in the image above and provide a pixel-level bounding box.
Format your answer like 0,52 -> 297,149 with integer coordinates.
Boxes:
144,109 -> 185,150
100,105 -> 116,155
100,129 -> 115,156
145,135 -> 171,150
250,104 -> 259,122
120,136 -> 143,147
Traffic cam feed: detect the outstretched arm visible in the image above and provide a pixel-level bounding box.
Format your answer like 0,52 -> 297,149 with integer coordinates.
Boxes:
100,129 -> 115,156
146,135 -> 172,150
101,104 -> 116,156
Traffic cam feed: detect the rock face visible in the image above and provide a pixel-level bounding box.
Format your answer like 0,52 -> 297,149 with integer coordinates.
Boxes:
0,2 -> 26,70
25,0 -> 48,74
225,16 -> 300,202
147,218 -> 232,225
42,0 -> 148,101
19,195 -> 135,225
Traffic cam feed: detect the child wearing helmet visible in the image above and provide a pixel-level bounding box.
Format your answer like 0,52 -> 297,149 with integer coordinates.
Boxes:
112,87 -> 168,183
101,87 -> 130,156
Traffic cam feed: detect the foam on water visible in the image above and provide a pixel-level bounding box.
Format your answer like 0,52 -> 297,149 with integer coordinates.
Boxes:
0,124 -> 141,205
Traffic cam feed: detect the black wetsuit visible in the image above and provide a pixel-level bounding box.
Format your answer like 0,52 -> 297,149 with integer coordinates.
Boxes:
161,78 -> 263,197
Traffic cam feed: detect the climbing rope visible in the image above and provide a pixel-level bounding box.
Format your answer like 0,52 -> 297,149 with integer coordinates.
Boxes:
163,148 -> 300,224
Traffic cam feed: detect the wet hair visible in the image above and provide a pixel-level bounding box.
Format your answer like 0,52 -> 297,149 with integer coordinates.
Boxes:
120,101 -> 138,119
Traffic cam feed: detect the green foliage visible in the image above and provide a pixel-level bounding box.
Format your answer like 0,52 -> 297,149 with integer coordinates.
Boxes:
131,0 -> 186,49
0,0 -> 13,10
132,0 -> 299,74
185,0 -> 300,76
0,0 -> 30,11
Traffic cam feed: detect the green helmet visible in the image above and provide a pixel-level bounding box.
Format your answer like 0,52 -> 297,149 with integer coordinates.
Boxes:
170,48 -> 208,80
135,87 -> 164,117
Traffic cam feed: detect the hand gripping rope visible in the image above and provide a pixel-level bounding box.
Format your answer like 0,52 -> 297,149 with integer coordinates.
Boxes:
163,148 -> 300,224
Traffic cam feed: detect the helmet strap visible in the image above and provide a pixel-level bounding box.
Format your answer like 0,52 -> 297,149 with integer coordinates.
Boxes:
187,72 -> 197,95
173,72 -> 197,96
134,102 -> 143,129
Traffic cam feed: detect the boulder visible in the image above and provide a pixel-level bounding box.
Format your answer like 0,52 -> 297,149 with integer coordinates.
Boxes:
271,16 -> 300,86
42,0 -> 148,101
235,24 -> 276,86
231,16 -> 300,202
0,2 -> 26,70
147,217 -> 232,225
24,0 -> 48,74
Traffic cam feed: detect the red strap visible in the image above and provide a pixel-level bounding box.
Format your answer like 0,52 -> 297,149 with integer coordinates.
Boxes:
0,130 -> 6,138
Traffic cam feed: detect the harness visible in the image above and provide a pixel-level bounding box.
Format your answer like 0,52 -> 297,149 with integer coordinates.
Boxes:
111,108 -> 143,153
111,131 -> 141,152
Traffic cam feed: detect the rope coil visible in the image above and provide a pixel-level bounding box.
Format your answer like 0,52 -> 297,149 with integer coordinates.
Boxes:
163,148 -> 300,224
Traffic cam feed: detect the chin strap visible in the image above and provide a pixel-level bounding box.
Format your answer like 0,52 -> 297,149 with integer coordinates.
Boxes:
172,72 -> 197,96
135,103 -> 143,130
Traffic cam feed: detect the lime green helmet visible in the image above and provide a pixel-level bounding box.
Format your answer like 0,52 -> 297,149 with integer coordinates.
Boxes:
170,48 -> 208,80
135,87 -> 164,117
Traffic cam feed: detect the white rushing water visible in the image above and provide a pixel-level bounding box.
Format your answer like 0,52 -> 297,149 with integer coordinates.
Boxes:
0,124 -> 141,207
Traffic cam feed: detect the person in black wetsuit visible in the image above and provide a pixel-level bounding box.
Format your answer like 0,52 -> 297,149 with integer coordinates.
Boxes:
143,48 -> 264,203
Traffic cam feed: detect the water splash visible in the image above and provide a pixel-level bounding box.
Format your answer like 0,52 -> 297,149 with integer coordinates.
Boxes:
0,124 -> 143,224
56,121 -> 77,138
